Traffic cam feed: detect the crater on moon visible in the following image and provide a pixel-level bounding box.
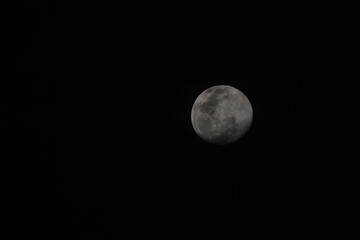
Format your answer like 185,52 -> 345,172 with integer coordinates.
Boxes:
191,85 -> 253,145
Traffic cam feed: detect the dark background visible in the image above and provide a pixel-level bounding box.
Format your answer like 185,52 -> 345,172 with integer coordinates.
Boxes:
8,2 -> 313,239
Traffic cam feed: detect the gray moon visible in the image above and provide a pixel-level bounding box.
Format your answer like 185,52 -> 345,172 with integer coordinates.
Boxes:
191,85 -> 253,145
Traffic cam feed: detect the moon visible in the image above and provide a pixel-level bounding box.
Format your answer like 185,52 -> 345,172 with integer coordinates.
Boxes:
191,85 -> 253,145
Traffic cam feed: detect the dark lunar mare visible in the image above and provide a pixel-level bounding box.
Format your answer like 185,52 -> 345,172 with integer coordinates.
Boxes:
196,114 -> 213,134
199,88 -> 226,116
199,94 -> 217,115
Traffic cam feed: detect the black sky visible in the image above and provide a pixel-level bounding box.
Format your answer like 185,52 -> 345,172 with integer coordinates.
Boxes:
9,2 -> 313,238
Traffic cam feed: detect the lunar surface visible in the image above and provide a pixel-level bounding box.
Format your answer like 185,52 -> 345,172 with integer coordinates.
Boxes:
191,85 -> 253,145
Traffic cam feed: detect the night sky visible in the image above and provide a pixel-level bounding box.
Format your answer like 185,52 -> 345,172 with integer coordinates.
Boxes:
9,2 -> 312,239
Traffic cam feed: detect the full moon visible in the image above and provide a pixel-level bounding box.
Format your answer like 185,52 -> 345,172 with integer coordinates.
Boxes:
191,85 -> 253,145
